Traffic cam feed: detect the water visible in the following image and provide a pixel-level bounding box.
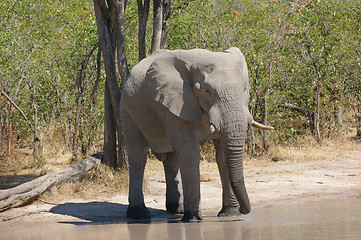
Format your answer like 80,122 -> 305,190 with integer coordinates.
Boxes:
2,197 -> 361,240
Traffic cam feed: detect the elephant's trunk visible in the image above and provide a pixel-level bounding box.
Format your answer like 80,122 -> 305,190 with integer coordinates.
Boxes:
220,112 -> 251,214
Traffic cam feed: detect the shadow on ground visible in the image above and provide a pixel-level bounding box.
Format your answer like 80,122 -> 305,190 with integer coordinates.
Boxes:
50,202 -> 181,225
0,174 -> 41,189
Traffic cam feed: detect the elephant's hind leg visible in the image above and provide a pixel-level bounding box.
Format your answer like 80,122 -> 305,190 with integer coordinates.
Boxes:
162,152 -> 183,214
123,113 -> 150,219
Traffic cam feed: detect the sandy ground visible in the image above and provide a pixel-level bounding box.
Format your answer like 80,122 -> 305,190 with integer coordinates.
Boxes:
1,148 -> 360,225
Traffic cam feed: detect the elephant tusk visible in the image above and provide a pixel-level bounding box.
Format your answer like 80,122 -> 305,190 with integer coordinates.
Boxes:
210,124 -> 216,133
251,120 -> 274,131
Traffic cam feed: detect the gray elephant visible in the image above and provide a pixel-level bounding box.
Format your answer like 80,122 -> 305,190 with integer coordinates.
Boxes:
120,47 -> 273,222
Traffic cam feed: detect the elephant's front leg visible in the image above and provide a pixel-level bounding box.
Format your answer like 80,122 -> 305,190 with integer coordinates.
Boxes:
176,144 -> 202,222
213,139 -> 241,217
165,117 -> 202,222
162,152 -> 183,214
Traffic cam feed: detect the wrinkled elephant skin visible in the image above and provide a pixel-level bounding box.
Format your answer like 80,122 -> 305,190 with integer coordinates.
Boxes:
121,47 -> 255,222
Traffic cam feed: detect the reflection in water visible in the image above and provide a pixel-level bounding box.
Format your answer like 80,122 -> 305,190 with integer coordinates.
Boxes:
166,221 -> 204,240
2,197 -> 361,240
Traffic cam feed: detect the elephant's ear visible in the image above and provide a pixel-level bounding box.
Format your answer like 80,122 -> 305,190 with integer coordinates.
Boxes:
224,47 -> 249,79
224,47 -> 247,70
224,47 -> 242,55
145,52 -> 202,123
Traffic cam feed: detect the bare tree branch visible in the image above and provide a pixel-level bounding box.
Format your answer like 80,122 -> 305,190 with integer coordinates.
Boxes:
90,46 -> 102,102
279,102 -> 311,117
0,153 -> 102,211
1,90 -> 29,122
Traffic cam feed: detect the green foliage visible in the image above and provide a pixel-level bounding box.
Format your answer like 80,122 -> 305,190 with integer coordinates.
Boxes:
169,0 -> 361,144
0,0 -> 102,158
1,0 -> 360,162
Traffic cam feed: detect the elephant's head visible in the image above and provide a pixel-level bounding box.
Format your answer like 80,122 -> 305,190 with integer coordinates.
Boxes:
145,47 -> 273,215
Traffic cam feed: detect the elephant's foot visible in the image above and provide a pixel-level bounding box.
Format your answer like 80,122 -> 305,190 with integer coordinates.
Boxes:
127,203 -> 151,219
217,206 -> 242,217
166,201 -> 184,214
181,210 -> 203,222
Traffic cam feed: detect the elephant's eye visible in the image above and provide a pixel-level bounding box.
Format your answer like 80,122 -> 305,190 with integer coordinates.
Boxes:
204,89 -> 211,96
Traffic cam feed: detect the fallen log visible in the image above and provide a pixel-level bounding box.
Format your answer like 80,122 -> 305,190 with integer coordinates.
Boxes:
0,152 -> 102,212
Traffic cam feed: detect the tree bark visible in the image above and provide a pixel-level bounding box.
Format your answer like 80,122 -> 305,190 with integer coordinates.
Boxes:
249,105 -> 256,156
114,0 -> 130,82
336,105 -> 343,138
151,0 -> 171,52
160,0 -> 171,49
151,0 -> 163,53
103,82 -> 118,168
0,111 -> 3,152
314,86 -> 321,143
90,46 -> 102,103
93,0 -> 129,169
0,153 -> 102,211
31,94 -> 42,160
357,108 -> 361,138
93,0 -> 172,168
262,96 -> 269,151
7,123 -> 13,157
137,0 -> 150,61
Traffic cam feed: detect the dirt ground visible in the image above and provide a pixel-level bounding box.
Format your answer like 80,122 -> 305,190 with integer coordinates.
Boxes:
1,143 -> 360,225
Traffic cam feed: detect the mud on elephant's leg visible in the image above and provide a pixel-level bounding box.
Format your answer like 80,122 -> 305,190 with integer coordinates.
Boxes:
213,140 -> 241,217
162,152 -> 183,214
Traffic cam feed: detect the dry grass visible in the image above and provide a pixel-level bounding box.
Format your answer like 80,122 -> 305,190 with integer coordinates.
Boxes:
1,131 -> 74,174
1,147 -> 43,174
249,132 -> 360,164
2,129 -> 360,202
41,164 -> 128,202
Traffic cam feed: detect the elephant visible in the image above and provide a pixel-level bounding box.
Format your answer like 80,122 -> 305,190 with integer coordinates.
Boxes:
120,47 -> 273,222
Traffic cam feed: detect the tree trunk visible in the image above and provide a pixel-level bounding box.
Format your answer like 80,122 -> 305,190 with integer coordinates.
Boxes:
0,153 -> 102,211
357,108 -> 361,138
336,105 -> 343,138
315,86 -> 321,143
115,0 -> 130,82
151,0 -> 163,53
118,130 -> 127,169
93,0 -> 171,169
93,0 -> 129,169
7,123 -> 13,157
262,96 -> 269,151
73,95 -> 82,160
137,0 -> 150,61
160,0 -> 171,49
0,111 -> 3,152
103,82 -> 118,168
32,95 -> 42,160
247,105 -> 255,156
